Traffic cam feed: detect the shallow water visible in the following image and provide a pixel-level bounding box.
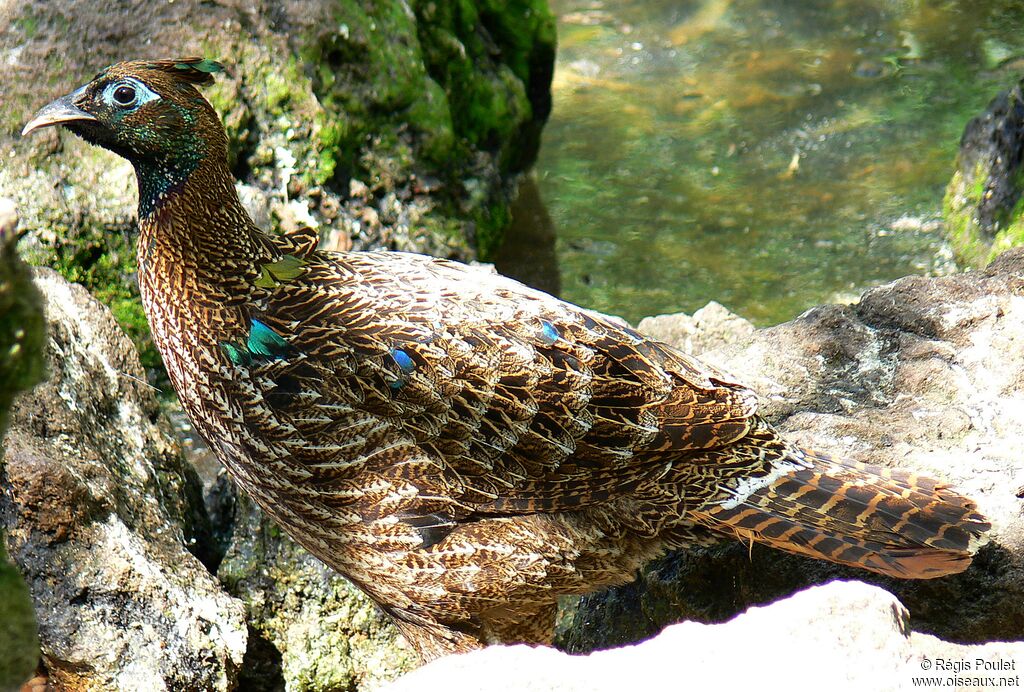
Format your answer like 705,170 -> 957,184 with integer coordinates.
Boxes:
506,0 -> 1024,326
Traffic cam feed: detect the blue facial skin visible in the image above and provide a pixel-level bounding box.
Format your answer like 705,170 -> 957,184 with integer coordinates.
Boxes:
100,78 -> 162,119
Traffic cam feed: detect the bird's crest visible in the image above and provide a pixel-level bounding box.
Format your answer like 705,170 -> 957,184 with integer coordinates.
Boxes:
144,57 -> 225,86
98,57 -> 226,87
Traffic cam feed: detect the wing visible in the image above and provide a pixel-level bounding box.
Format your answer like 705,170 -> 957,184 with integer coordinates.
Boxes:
250,249 -> 758,519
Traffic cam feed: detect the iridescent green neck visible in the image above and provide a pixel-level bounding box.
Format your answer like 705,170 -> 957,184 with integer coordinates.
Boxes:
135,157 -> 202,218
131,105 -> 211,219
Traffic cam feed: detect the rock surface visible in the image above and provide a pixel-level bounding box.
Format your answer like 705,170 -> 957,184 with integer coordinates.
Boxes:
2,0 -> 555,375
388,581 -> 1024,692
944,78 -> 1024,266
558,249 -> 1024,653
636,300 -> 755,357
1,269 -> 248,690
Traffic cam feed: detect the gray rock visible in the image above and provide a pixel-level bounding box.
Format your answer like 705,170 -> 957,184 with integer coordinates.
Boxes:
387,581 -> 1024,692
1,270 -> 247,690
558,249 -> 1024,653
636,300 -> 755,355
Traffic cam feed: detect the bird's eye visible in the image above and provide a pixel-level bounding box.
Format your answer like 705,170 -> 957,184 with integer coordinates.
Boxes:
112,84 -> 137,107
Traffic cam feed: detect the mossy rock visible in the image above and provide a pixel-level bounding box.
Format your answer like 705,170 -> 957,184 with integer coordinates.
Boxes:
0,201 -> 45,691
943,78 -> 1024,266
217,492 -> 416,691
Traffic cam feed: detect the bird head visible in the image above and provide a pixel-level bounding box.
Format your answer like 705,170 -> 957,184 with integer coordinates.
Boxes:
23,58 -> 228,211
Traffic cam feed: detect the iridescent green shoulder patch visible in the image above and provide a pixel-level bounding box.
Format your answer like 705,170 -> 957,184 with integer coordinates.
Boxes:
255,255 -> 306,289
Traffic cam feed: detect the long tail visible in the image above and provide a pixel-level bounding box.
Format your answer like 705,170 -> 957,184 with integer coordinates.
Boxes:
696,447 -> 990,579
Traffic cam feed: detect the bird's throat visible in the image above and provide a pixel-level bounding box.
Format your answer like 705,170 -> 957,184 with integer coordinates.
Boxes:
134,155 -> 201,219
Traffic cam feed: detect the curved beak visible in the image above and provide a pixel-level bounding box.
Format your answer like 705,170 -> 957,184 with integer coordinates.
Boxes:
22,87 -> 97,137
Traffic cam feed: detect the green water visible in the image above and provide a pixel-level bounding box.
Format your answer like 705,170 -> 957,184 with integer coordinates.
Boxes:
524,0 -> 1024,325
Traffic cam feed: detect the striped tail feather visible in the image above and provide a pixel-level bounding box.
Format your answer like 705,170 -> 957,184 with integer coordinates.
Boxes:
697,448 -> 991,579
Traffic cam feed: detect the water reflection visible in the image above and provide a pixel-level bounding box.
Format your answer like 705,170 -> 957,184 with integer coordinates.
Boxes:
531,0 -> 1024,325
495,175 -> 562,298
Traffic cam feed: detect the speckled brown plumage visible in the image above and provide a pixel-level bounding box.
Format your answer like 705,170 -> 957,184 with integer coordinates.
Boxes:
25,59 -> 991,661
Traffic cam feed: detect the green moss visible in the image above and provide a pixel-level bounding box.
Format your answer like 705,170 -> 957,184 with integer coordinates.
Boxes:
406,0 -> 554,257
13,14 -> 38,40
313,118 -> 346,185
416,214 -> 466,247
415,1 -> 528,152
407,77 -> 456,165
295,3 -> 429,190
0,541 -> 39,691
265,71 -> 299,113
0,232 -> 44,690
48,234 -> 162,374
944,157 -> 1024,267
204,84 -> 255,174
990,190 -> 1024,258
288,0 -> 554,257
474,195 -> 512,260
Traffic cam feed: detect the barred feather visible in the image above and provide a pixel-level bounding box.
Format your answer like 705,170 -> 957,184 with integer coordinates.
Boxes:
699,449 -> 989,578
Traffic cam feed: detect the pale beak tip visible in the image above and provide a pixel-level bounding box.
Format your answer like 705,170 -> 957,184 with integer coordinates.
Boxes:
21,91 -> 98,139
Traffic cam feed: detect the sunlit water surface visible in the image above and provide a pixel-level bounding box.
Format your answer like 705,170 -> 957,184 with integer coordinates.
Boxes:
511,0 -> 1024,325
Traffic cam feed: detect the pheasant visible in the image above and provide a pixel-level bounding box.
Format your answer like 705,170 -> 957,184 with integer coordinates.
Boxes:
23,58 -> 989,661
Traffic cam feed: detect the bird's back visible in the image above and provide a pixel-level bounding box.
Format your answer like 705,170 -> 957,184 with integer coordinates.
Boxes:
250,248 -> 761,517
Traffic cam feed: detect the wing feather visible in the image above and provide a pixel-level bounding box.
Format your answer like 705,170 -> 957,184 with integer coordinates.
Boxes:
260,250 -> 758,516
